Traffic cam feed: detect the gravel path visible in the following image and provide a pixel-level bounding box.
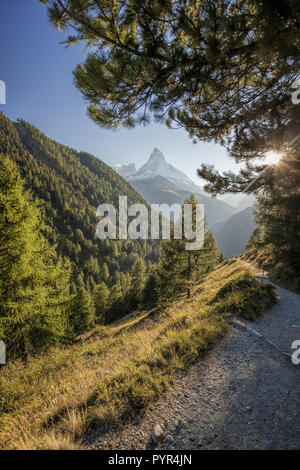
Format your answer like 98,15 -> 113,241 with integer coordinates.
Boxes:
89,277 -> 300,450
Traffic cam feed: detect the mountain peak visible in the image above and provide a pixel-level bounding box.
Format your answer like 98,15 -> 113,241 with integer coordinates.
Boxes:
115,148 -> 203,194
125,148 -> 203,194
148,148 -> 166,164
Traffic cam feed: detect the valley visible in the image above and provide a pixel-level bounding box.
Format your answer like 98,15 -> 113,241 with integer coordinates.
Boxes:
116,148 -> 254,257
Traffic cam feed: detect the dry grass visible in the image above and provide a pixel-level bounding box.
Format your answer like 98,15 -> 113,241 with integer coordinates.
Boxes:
0,259 -> 269,450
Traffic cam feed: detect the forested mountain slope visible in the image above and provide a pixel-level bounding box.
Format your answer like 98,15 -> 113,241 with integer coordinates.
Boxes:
0,113 -> 158,287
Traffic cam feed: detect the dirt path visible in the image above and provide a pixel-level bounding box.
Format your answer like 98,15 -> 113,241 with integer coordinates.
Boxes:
89,277 -> 300,450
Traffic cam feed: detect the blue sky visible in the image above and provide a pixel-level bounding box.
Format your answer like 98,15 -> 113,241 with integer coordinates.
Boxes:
0,0 -> 241,184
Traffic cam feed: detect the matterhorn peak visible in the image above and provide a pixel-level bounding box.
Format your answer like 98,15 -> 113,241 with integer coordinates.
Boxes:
124,148 -> 202,194
148,148 -> 166,164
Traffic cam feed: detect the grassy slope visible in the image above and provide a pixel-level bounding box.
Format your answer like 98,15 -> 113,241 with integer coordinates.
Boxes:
0,260 -> 276,450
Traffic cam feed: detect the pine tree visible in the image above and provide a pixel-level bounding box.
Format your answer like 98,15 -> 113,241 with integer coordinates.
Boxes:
77,271 -> 85,288
69,287 -> 95,336
101,263 -> 109,283
0,156 -> 71,360
85,256 -> 100,279
252,143 -> 300,277
141,266 -> 159,308
198,231 -> 219,277
43,0 -> 300,190
157,195 -> 219,302
105,282 -> 123,323
88,275 -> 96,292
93,282 -> 110,324
129,258 -> 146,308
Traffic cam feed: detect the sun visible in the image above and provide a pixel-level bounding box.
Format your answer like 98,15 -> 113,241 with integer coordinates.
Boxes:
263,151 -> 283,166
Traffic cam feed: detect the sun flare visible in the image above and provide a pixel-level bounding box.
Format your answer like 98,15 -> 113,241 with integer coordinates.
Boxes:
264,151 -> 283,166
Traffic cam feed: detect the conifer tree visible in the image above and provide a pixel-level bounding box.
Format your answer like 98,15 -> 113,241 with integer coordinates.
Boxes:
106,282 -> 123,323
157,195 -> 219,302
129,258 -> 146,308
101,263 -> 110,283
141,266 -> 159,308
198,231 -> 219,276
120,272 -> 131,296
252,143 -> 300,276
70,282 -> 77,295
0,156 -> 71,360
88,275 -> 96,292
93,282 -> 110,324
77,271 -> 85,288
69,286 -> 95,336
43,0 -> 300,190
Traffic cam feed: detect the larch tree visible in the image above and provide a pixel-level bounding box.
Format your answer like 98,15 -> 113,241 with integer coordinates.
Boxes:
157,195 -> 219,302
130,258 -> 146,308
93,281 -> 110,323
0,156 -> 71,361
69,286 -> 95,336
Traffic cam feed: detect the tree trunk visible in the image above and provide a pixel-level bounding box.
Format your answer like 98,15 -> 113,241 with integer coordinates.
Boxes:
20,338 -> 28,363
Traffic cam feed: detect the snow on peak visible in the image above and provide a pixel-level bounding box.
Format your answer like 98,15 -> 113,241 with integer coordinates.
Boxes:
148,148 -> 166,164
126,148 -> 202,194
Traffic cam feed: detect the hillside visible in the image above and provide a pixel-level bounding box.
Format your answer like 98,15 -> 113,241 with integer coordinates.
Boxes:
0,113 -> 159,288
0,259 -> 276,450
211,206 -> 254,257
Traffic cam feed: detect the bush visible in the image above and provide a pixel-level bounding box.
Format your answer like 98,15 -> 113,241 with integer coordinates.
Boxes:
214,273 -> 277,320
273,263 -> 296,283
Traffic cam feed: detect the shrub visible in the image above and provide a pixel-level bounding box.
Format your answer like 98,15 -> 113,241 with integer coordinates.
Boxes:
273,263 -> 296,283
214,273 -> 277,320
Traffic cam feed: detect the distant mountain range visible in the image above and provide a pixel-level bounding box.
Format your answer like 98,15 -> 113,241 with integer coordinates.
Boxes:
116,148 -> 255,257
217,193 -> 255,211
211,206 -> 254,257
130,175 -> 237,225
